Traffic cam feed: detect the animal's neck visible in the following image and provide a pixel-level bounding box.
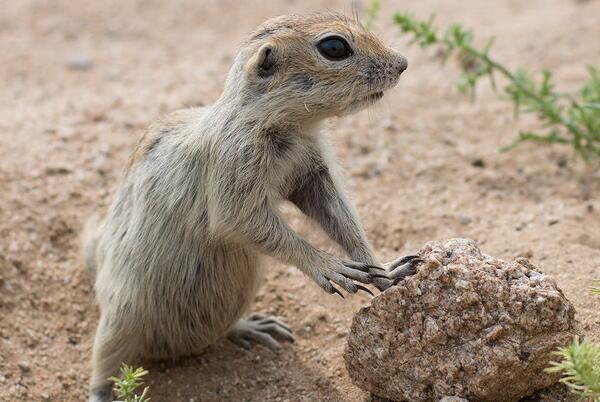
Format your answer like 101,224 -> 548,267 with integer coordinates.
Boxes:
213,93 -> 322,139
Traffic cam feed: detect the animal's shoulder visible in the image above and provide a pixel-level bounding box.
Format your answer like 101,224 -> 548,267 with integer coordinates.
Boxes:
127,107 -> 207,170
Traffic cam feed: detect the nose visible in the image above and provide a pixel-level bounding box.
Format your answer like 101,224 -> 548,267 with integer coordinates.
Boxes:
397,54 -> 408,75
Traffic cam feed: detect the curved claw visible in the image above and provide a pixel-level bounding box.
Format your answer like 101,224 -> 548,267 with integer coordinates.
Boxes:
392,277 -> 403,286
355,284 -> 374,296
342,261 -> 367,271
389,256 -> 426,285
400,255 -> 421,264
330,285 -> 344,298
388,255 -> 422,270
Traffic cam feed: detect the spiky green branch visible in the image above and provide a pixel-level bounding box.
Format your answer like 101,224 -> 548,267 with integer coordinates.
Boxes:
109,364 -> 151,402
393,13 -> 600,160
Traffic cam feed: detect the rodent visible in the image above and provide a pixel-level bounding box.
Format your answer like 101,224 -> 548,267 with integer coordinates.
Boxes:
83,12 -> 416,402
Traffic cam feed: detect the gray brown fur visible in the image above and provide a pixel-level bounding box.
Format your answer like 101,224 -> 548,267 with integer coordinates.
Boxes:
83,12 -> 407,402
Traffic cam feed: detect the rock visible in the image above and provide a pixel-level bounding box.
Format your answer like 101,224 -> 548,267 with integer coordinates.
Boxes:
344,238 -> 578,402
17,361 -> 30,374
65,53 -> 94,71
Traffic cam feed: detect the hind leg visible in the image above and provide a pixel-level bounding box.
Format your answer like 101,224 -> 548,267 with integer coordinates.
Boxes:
89,315 -> 137,402
89,384 -> 112,402
227,314 -> 294,351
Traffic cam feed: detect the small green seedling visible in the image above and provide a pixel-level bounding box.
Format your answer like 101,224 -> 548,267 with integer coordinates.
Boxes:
546,337 -> 600,402
109,364 -> 151,402
545,283 -> 600,401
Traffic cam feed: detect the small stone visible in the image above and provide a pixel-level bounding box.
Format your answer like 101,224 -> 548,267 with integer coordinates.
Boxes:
517,249 -> 534,259
17,362 -> 30,373
458,216 -> 472,225
345,238 -> 578,402
65,54 -> 94,71
557,157 -> 568,168
383,119 -> 397,132
471,158 -> 486,168
44,166 -> 72,176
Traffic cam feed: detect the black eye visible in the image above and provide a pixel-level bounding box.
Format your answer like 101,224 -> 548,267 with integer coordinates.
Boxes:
316,36 -> 353,61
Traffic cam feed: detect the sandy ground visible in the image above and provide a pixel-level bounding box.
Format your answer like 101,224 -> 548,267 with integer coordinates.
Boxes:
1,0 -> 600,401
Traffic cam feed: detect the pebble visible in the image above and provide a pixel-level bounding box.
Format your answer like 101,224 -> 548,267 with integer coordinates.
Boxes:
458,215 -> 472,225
17,362 -> 31,374
65,54 -> 94,71
471,158 -> 486,168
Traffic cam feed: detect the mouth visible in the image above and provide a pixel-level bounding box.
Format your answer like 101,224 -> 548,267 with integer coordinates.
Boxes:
354,91 -> 384,106
366,91 -> 384,102
343,90 -> 386,114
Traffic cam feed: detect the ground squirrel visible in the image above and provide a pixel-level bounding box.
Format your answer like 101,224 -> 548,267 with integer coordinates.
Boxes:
83,12 -> 419,402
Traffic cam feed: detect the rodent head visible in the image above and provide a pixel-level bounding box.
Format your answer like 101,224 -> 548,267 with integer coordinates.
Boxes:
222,12 -> 407,125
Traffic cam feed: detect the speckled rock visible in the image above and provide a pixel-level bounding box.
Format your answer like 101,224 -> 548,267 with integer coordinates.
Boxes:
345,239 -> 578,402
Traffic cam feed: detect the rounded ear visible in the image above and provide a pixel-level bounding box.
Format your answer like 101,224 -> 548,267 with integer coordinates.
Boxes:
247,43 -> 278,78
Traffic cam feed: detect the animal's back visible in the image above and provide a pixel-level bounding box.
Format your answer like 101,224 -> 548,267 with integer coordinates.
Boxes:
92,106 -> 261,358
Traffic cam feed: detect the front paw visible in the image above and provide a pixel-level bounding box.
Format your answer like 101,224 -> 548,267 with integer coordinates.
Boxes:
372,255 -> 425,291
306,253 -> 387,298
388,255 -> 424,283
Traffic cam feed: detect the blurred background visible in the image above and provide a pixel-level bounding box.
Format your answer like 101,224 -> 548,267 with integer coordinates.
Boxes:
1,0 -> 599,401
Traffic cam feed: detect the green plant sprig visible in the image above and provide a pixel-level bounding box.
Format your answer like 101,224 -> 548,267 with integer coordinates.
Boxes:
393,13 -> 600,161
546,338 -> 600,401
109,364 -> 151,402
545,283 -> 600,401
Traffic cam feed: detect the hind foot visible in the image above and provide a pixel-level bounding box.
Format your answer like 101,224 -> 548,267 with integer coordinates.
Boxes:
227,314 -> 294,352
88,384 -> 112,402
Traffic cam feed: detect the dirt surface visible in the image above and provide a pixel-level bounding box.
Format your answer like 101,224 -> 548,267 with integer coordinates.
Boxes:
1,1 -> 599,401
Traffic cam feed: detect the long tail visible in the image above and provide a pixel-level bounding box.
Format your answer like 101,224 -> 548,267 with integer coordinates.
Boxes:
81,214 -> 104,281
